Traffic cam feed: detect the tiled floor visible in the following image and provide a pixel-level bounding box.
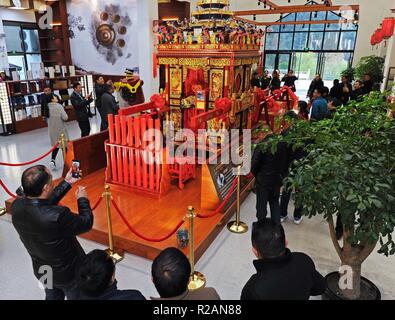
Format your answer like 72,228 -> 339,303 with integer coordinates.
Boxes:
1,115 -> 394,300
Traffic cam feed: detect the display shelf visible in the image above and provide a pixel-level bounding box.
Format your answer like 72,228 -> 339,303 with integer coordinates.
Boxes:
14,117 -> 47,134
0,74 -> 95,134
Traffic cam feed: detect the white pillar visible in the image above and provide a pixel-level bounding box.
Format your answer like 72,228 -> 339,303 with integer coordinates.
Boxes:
382,37 -> 395,92
137,0 -> 159,99
0,16 -> 9,71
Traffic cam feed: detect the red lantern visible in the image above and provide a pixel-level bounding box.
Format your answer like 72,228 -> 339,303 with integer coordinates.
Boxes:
382,17 -> 395,39
370,34 -> 377,46
375,28 -> 383,43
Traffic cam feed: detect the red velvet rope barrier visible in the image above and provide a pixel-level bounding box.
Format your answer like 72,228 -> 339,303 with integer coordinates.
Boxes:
111,198 -> 184,242
197,177 -> 238,219
0,178 -> 17,198
0,143 -> 60,167
91,196 -> 103,211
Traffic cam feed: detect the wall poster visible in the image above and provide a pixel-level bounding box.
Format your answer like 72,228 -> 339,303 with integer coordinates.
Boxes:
67,0 -> 139,75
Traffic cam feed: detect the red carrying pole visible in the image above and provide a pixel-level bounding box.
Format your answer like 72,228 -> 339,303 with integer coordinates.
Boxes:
135,117 -> 141,187
128,117 -> 135,186
148,118 -> 155,190
115,116 -> 123,183
155,118 -> 161,190
141,116 -> 148,189
108,115 -> 117,182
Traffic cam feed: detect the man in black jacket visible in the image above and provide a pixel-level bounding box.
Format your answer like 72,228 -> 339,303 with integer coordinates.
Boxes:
94,76 -> 110,131
71,82 -> 93,137
76,249 -> 145,300
241,219 -> 326,300
100,84 -> 120,130
307,74 -> 324,99
40,86 -> 61,119
251,132 -> 288,225
12,165 -> 93,300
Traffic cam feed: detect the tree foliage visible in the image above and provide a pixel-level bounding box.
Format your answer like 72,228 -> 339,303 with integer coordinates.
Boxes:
264,92 -> 395,257
355,55 -> 385,84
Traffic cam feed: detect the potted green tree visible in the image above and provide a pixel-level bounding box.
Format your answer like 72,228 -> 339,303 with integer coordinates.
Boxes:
355,55 -> 385,84
270,93 -> 395,299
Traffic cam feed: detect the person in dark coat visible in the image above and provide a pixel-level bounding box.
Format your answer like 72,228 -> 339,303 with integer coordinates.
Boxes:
281,69 -> 298,92
350,80 -> 365,101
70,82 -> 93,137
151,247 -> 221,300
94,76 -> 107,131
76,249 -> 145,300
40,86 -> 61,119
329,79 -> 342,101
340,75 -> 352,105
251,71 -> 261,88
270,70 -> 281,92
280,111 -> 306,224
100,84 -> 120,130
241,219 -> 326,300
307,74 -> 324,99
12,165 -> 93,300
362,73 -> 373,95
261,70 -> 272,90
251,131 -> 288,225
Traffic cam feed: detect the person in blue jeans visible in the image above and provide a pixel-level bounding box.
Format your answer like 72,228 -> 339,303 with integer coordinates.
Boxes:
310,88 -> 330,121
279,111 -> 306,225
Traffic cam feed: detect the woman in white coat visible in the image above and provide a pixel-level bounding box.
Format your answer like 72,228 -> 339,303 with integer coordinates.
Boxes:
48,95 -> 69,169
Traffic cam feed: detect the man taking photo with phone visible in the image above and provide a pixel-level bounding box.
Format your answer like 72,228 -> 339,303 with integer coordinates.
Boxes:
12,165 -> 93,300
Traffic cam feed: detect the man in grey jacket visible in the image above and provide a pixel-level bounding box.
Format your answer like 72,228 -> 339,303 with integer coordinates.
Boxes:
100,84 -> 120,130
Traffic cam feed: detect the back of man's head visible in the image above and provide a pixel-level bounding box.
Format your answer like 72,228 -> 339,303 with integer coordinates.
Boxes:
76,249 -> 115,298
21,165 -> 51,197
151,247 -> 191,298
252,218 -> 286,259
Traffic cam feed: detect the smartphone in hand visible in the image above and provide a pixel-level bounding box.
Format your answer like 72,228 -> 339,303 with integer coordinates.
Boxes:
71,160 -> 81,178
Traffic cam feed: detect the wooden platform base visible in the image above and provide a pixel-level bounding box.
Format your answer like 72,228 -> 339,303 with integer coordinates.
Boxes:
6,168 -> 254,261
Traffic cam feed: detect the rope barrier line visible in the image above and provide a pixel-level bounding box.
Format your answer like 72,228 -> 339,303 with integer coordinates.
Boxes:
111,198 -> 185,242
91,196 -> 103,211
197,177 -> 238,219
0,178 -> 17,198
0,143 -> 60,167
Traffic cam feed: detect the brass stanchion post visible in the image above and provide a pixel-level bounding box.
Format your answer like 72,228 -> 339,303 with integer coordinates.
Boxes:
227,166 -> 248,234
60,133 -> 67,160
187,206 -> 206,291
103,185 -> 124,263
0,207 -> 6,216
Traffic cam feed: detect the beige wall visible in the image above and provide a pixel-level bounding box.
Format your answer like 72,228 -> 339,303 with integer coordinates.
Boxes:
189,0 -> 394,65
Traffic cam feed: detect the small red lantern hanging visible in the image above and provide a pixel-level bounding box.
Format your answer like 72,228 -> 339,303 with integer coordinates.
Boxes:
370,34 -> 377,46
382,17 -> 395,39
375,28 -> 383,43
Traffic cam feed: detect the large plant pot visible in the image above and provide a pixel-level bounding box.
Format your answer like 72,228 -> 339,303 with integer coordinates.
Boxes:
322,271 -> 381,300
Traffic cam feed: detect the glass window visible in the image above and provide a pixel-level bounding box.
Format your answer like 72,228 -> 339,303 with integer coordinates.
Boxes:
311,11 -> 326,21
4,25 -> 23,52
267,25 -> 279,33
295,23 -> 309,32
280,13 -> 295,32
26,54 -> 42,70
264,54 -> 276,74
327,12 -> 341,20
22,29 -> 40,53
341,22 -> 358,31
310,23 -> 325,31
8,55 -> 26,79
296,12 -> 311,22
339,31 -> 356,50
326,22 -> 341,31
323,32 -> 339,50
265,33 -> 279,50
309,32 -> 323,50
279,33 -> 293,50
293,32 -> 308,50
